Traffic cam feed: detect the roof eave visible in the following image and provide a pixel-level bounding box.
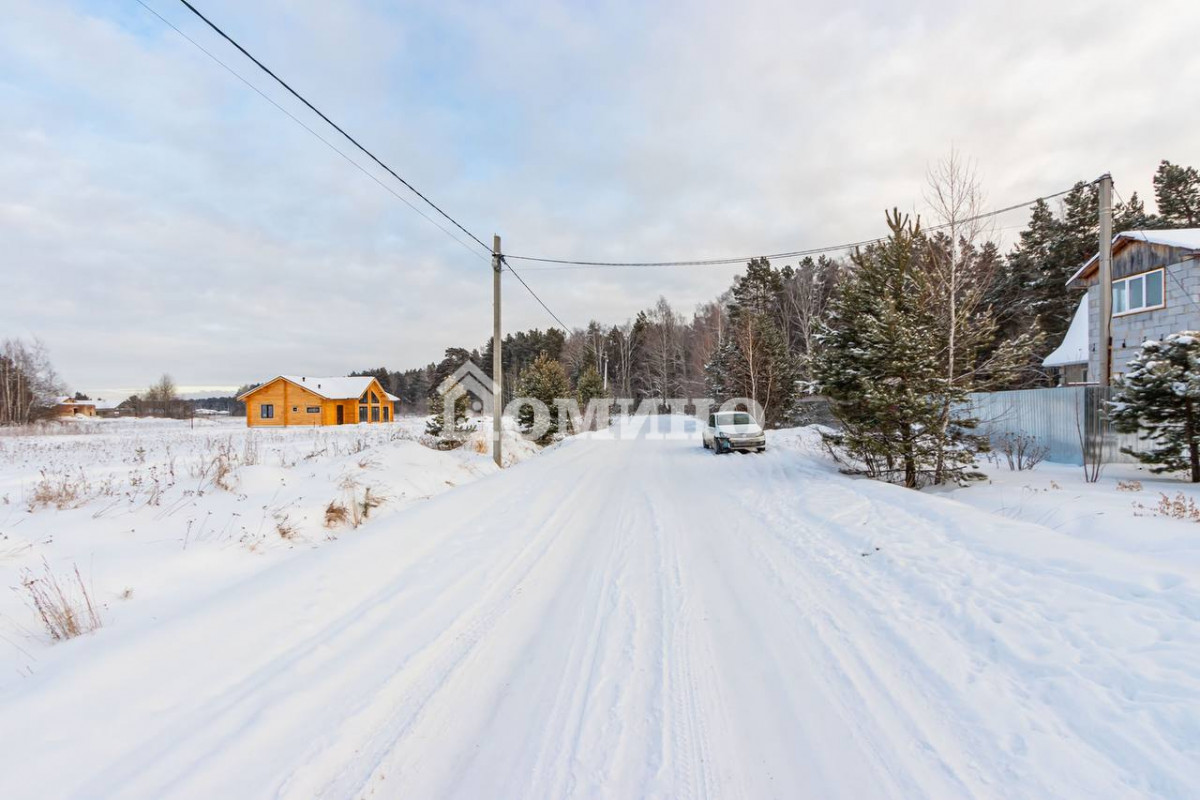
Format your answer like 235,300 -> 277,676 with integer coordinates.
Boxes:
236,376 -> 285,401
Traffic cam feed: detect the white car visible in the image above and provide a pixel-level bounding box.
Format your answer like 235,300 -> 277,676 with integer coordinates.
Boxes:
703,411 -> 766,454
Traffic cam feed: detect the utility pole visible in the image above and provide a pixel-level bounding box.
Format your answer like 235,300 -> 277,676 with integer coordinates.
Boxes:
1097,173 -> 1114,386
492,234 -> 503,467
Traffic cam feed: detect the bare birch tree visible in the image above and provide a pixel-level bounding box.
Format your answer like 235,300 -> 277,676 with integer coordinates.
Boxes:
781,255 -> 844,379
607,321 -> 637,400
922,149 -> 1039,482
0,338 -> 63,424
638,297 -> 686,407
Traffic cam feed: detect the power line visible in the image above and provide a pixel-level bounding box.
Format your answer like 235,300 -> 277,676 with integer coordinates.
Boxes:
502,259 -> 571,332
134,3 -> 1088,332
170,0 -> 493,255
134,0 -> 490,265
143,2 -> 569,334
506,187 -> 1077,270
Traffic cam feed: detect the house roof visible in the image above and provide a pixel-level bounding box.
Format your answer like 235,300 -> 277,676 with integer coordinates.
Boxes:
1067,228 -> 1200,285
238,376 -> 399,402
1043,294 -> 1089,367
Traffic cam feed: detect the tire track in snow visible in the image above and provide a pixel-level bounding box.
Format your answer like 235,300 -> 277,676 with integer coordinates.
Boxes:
279,448 -> 610,799
85,443 -> 600,799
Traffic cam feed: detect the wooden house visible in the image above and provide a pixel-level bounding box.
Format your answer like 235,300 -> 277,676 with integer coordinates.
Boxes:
237,376 -> 399,427
53,397 -> 96,417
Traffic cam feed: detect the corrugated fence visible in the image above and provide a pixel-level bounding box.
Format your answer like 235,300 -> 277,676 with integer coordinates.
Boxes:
967,387 -> 1144,466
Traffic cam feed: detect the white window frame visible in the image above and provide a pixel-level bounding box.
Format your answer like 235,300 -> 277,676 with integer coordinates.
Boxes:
1112,268 -> 1166,317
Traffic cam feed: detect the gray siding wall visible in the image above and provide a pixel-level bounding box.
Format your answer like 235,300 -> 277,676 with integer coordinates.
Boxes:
1087,258 -> 1200,380
968,387 -> 1143,466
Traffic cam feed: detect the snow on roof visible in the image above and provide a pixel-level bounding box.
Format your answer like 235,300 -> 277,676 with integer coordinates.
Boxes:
1043,294 -> 1089,367
1067,228 -> 1200,285
239,376 -> 398,402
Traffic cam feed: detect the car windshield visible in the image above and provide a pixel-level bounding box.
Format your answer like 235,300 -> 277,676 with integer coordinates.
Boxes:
717,413 -> 754,426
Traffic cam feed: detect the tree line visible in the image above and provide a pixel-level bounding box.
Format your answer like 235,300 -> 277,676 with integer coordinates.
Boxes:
9,157 -> 1197,468
392,156 -> 1200,483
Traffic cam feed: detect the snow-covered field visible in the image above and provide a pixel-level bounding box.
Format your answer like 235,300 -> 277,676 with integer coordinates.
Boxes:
0,416 -> 531,677
1,415 -> 1198,798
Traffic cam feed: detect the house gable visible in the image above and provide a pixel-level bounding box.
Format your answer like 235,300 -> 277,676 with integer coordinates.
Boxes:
1068,229 -> 1200,287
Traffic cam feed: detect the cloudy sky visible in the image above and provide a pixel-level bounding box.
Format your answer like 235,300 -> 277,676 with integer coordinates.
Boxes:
2,0 -> 1197,397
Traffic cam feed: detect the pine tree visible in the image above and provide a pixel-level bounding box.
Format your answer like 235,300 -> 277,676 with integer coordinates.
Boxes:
1043,182 -> 1096,337
425,393 -> 471,438
992,185 -> 1101,385
706,258 -> 800,426
1153,160 -> 1200,226
1114,190 -> 1159,231
813,211 -> 945,488
1110,333 -> 1200,482
707,313 -> 799,427
576,364 -> 606,407
425,348 -> 475,438
988,198 -> 1056,351
515,352 -> 571,444
921,233 -> 1037,482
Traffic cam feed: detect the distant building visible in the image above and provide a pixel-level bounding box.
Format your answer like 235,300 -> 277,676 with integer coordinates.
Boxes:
53,397 -> 95,417
1065,228 -> 1200,382
93,399 -> 123,417
237,375 -> 400,427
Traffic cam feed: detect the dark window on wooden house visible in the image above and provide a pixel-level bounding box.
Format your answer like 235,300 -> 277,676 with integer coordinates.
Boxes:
371,406 -> 380,422
260,404 -> 274,419
306,406 -> 321,414
359,406 -> 368,422
383,407 -> 390,421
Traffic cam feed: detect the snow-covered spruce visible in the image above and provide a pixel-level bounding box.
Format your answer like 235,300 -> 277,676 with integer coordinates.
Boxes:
1111,332 -> 1200,482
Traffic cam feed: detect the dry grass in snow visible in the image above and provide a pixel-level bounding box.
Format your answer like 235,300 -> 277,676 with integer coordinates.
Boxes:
19,559 -> 101,641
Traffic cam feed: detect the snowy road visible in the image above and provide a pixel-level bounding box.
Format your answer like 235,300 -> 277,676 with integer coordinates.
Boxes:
2,417 -> 1197,799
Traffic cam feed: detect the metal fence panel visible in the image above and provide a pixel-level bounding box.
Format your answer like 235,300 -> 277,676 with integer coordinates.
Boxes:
967,387 -> 1144,466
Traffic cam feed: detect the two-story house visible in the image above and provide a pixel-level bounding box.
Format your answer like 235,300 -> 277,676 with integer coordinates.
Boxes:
1063,229 -> 1200,382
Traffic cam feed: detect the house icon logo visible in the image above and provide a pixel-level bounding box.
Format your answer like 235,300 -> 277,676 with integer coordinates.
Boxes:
436,360 -> 496,426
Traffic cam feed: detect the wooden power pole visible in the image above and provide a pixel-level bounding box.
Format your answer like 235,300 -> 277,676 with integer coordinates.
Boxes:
1097,174 -> 1114,386
492,234 -> 503,467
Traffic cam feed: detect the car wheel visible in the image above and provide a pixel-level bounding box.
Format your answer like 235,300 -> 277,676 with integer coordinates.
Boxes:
757,447 -> 766,453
